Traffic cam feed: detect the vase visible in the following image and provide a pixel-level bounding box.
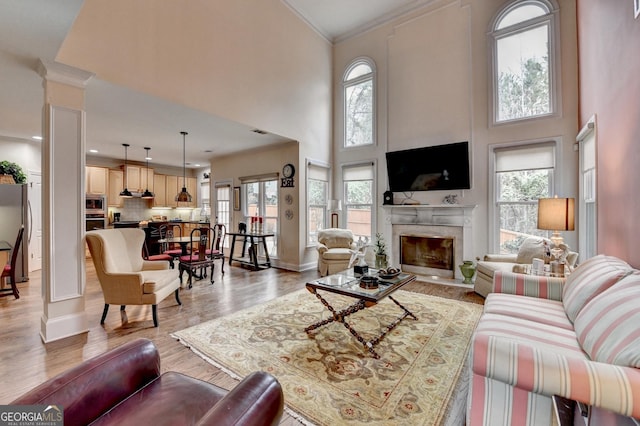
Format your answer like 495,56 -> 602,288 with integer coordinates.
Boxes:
459,260 -> 476,284
375,254 -> 388,270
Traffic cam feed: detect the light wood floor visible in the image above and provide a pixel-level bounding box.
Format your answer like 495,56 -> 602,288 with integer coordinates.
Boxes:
0,259 -> 483,424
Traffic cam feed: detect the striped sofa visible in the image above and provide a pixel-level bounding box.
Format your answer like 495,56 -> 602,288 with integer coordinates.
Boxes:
467,254 -> 640,425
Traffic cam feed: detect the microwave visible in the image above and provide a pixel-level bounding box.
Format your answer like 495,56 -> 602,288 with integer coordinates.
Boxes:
86,194 -> 106,213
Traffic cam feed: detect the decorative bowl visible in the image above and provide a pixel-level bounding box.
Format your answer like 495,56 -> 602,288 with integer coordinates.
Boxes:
359,275 -> 379,289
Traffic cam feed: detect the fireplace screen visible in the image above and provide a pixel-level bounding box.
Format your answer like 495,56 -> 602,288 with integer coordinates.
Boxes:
400,235 -> 454,271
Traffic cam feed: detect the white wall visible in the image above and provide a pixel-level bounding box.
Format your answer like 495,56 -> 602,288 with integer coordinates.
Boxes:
333,0 -> 579,260
57,0 -> 333,153
0,138 -> 41,175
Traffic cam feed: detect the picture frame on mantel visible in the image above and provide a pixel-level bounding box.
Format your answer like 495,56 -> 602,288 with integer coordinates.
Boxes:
233,186 -> 241,211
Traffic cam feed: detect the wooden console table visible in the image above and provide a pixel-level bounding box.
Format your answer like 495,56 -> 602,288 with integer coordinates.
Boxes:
227,232 -> 274,270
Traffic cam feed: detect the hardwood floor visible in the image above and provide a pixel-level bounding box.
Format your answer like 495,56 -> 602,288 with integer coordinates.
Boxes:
0,259 -> 483,424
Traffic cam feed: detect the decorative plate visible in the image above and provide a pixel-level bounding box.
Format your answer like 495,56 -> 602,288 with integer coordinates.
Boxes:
285,194 -> 293,205
378,271 -> 401,280
285,209 -> 294,220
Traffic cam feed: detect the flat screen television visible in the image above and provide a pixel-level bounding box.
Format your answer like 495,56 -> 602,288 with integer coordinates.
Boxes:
385,141 -> 471,192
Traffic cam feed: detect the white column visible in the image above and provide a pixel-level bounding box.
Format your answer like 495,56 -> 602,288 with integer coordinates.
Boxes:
37,59 -> 94,342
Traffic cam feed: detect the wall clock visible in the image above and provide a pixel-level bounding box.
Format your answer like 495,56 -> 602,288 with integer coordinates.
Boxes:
283,163 -> 295,178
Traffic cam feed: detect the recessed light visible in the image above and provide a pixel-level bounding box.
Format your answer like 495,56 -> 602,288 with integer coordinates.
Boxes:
194,164 -> 201,167
89,149 -> 99,153
32,136 -> 42,140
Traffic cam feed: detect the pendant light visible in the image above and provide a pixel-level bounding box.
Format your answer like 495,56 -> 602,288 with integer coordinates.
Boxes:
119,143 -> 133,198
175,131 -> 192,203
141,147 -> 155,199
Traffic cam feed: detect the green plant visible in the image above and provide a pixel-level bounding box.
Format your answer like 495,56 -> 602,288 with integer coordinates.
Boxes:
374,233 -> 387,256
0,161 -> 26,184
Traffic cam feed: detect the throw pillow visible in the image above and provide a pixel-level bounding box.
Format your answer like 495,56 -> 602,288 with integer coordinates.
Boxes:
574,273 -> 640,367
562,254 -> 633,322
515,237 -> 550,264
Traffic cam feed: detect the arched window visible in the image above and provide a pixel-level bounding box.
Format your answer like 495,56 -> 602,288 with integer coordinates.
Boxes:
490,0 -> 559,124
343,58 -> 375,147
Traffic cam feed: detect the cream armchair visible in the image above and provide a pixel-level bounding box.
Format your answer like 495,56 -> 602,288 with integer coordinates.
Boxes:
475,236 -> 578,297
86,228 -> 181,327
316,228 -> 357,276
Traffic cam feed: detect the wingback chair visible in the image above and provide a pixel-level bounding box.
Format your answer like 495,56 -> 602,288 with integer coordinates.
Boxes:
86,228 -> 181,327
316,228 -> 357,276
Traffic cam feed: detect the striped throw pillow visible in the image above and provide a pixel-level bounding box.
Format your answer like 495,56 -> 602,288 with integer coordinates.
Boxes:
562,255 -> 633,322
574,273 -> 640,367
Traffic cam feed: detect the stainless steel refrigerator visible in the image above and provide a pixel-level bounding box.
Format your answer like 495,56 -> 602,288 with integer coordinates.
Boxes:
0,183 -> 29,282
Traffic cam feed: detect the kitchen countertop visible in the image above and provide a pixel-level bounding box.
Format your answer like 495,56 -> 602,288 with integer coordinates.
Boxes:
112,220 -> 210,228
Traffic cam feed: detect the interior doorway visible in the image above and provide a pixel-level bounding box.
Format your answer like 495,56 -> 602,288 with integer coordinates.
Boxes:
28,170 -> 42,272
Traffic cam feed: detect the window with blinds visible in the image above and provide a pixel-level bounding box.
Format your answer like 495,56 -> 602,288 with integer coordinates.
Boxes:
493,142 -> 556,253
307,161 -> 329,245
343,162 -> 375,241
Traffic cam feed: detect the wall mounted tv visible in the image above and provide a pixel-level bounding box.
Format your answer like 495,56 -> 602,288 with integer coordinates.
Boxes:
385,141 -> 471,192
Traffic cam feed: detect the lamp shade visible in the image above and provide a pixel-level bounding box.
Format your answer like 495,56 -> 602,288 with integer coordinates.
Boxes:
537,197 -> 575,231
328,200 -> 342,211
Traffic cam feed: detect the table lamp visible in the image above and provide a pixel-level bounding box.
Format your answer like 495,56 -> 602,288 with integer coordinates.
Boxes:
329,200 -> 342,228
537,196 -> 575,259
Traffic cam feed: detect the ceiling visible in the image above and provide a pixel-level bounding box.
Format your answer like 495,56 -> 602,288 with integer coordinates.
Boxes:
0,0 -> 432,169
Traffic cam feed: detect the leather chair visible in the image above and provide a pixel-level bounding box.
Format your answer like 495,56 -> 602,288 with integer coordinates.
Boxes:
11,338 -> 284,426
0,225 -> 24,299
86,228 -> 181,327
316,228 -> 357,276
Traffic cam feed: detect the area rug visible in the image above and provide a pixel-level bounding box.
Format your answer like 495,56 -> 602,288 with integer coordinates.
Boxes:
172,289 -> 483,426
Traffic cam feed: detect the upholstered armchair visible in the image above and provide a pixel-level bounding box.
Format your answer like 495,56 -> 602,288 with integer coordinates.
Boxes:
474,237 -> 578,297
316,228 -> 357,276
85,228 -> 181,327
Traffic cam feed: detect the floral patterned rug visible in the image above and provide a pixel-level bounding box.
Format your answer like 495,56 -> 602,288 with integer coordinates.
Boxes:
172,289 -> 483,426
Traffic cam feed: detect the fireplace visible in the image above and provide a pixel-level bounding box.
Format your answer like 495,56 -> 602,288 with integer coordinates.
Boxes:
400,234 -> 455,278
386,204 -> 476,281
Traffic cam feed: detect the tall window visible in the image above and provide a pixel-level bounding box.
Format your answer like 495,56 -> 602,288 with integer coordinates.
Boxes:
343,58 -> 375,147
307,161 -> 329,245
490,0 -> 558,123
343,163 -> 375,242
242,175 -> 278,257
492,142 -> 556,253
215,184 -> 230,248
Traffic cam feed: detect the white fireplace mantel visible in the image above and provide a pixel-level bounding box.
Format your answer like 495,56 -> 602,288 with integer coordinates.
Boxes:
383,204 -> 476,227
384,204 -> 477,281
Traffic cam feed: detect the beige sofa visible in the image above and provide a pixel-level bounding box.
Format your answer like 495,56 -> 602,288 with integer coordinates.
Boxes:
86,228 -> 181,327
316,228 -> 357,276
475,237 -> 578,297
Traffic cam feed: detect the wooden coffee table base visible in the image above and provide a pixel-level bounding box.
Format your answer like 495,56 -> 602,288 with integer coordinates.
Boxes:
304,287 -> 418,359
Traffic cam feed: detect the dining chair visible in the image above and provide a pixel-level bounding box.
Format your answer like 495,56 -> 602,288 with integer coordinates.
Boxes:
205,224 -> 226,275
178,227 -> 215,289
143,241 -> 175,268
1,225 -> 25,299
161,224 -> 185,260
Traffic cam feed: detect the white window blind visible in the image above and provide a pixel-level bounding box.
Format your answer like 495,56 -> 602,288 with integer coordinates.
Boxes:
343,163 -> 374,180
495,143 -> 555,172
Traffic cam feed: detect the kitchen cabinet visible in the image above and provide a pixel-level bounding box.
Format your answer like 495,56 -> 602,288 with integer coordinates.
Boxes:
166,175 -> 179,208
86,166 -> 108,195
124,165 -> 153,193
108,169 -> 124,207
186,177 -> 197,208
140,167 -> 154,193
153,174 -> 167,207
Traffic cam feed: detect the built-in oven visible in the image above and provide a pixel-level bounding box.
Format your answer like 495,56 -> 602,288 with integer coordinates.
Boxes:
86,194 -> 107,230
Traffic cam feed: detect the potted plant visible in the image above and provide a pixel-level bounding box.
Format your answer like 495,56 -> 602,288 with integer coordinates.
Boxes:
374,233 -> 388,269
0,161 -> 27,184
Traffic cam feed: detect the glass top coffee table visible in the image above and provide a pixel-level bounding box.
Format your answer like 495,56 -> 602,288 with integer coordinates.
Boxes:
305,269 -> 417,359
